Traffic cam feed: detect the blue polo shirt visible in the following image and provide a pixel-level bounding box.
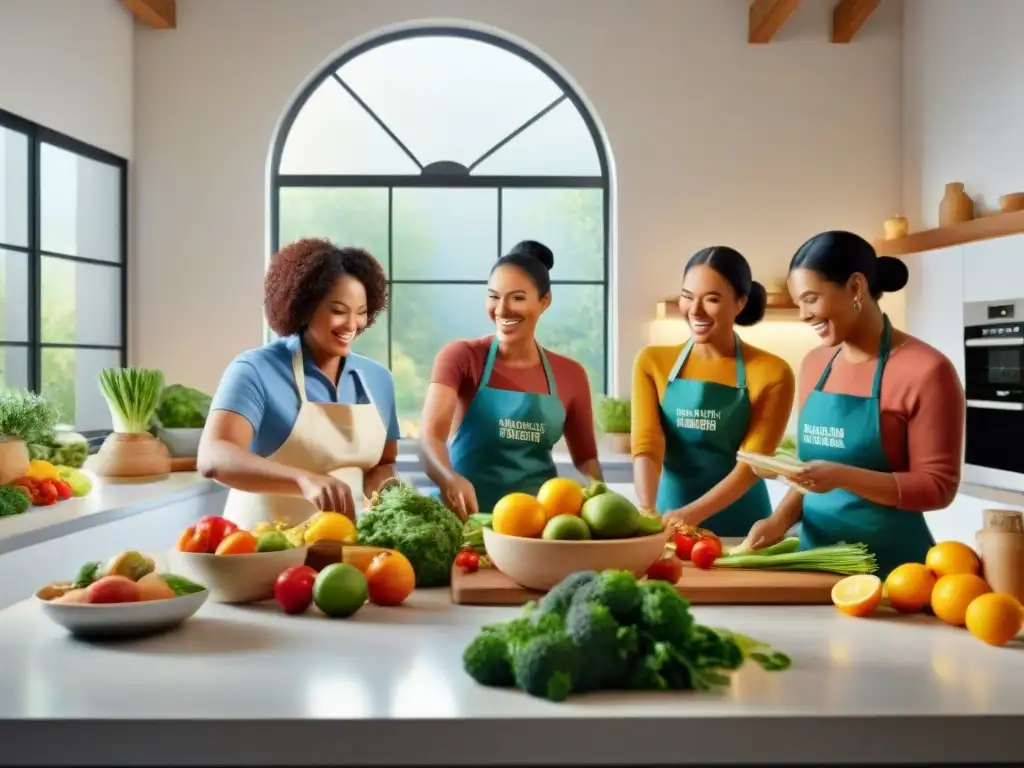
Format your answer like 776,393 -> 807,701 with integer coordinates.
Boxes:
209,334 -> 401,457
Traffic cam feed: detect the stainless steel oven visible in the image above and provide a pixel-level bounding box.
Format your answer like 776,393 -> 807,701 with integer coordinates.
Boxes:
963,300 -> 1024,486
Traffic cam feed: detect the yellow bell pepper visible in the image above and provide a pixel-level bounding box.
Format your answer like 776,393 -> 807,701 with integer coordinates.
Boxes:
25,459 -> 60,481
304,512 -> 357,544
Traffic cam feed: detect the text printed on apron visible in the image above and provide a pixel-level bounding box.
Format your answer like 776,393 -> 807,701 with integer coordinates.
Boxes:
221,346 -> 388,531
655,335 -> 771,537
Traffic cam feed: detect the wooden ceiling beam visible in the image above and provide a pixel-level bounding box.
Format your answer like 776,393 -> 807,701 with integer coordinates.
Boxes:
749,0 -> 801,44
120,0 -> 176,30
831,0 -> 880,43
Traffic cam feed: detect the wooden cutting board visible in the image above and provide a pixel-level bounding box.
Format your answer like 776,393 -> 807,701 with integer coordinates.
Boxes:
450,562 -> 844,606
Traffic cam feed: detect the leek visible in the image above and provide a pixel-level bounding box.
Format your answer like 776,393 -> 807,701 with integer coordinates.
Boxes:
98,368 -> 165,434
715,541 -> 877,575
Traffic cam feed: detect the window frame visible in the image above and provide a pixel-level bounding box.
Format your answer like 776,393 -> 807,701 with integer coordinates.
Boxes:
0,107 -> 129,438
268,27 -> 612,427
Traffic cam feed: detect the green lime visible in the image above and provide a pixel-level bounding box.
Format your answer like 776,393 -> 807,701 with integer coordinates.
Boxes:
636,514 -> 664,535
580,491 -> 641,539
255,530 -> 291,552
542,514 -> 592,541
313,563 -> 368,618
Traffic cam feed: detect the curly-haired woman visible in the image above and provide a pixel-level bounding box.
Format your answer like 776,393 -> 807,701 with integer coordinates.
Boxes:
198,238 -> 400,528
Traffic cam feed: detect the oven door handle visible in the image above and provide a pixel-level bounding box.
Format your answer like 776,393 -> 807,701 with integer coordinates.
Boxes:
967,398 -> 1024,411
965,337 -> 1024,347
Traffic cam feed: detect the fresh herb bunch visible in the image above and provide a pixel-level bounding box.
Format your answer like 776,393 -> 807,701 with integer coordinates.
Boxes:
98,368 -> 165,434
0,389 -> 59,444
595,396 -> 631,434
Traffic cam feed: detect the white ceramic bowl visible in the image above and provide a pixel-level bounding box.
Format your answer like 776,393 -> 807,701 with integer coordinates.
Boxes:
482,527 -> 671,592
167,546 -> 309,603
157,427 -> 204,458
36,587 -> 208,638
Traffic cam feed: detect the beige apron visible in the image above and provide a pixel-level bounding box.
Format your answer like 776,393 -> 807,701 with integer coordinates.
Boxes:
220,346 -> 388,531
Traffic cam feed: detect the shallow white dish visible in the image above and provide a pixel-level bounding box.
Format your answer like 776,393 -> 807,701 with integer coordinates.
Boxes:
36,587 -> 208,639
168,546 -> 309,603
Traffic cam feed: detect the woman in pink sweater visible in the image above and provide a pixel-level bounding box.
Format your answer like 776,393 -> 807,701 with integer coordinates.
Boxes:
742,230 -> 965,577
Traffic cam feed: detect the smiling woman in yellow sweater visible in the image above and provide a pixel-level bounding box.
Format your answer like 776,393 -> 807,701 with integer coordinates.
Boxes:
632,246 -> 796,536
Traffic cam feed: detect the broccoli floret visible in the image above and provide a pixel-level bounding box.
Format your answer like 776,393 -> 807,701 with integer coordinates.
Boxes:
534,571 -> 597,620
565,601 -> 622,691
685,625 -> 744,671
638,579 -> 695,643
591,569 -> 643,624
463,630 -> 514,687
513,632 -> 578,702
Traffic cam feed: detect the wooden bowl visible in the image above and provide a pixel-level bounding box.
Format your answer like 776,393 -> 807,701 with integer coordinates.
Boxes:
167,546 -> 308,603
89,432 -> 172,483
481,527 -> 671,592
1000,193 -> 1024,213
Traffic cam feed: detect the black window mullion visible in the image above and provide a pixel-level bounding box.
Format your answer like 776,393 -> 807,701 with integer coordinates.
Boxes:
386,186 -> 393,371
27,122 -> 41,392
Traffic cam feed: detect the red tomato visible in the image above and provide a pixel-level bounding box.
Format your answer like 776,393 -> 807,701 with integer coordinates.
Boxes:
275,565 -> 318,614
454,549 -> 480,573
33,480 -> 59,506
646,556 -> 684,584
53,480 -> 72,501
672,532 -> 697,561
194,516 -> 238,550
690,538 -> 722,570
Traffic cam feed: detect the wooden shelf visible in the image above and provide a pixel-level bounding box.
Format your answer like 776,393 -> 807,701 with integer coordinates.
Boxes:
656,299 -> 799,321
873,210 -> 1024,257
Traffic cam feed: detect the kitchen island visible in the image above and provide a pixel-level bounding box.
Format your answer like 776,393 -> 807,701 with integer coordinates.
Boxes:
0,586 -> 1022,765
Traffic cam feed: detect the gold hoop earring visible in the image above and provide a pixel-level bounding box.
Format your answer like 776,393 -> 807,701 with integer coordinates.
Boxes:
853,297 -> 863,314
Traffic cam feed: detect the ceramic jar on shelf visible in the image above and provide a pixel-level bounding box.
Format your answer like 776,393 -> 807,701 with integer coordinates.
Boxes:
939,182 -> 975,226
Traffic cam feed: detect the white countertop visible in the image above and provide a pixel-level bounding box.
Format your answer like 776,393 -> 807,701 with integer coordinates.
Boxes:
2,465 -> 1024,764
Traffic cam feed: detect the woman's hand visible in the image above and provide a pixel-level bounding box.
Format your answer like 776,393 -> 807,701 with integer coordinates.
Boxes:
738,515 -> 790,552
791,460 -> 847,494
662,505 -> 704,530
297,473 -> 356,520
441,474 -> 478,521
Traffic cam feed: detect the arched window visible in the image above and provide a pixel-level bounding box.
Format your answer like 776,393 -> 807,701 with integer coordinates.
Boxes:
270,28 -> 610,436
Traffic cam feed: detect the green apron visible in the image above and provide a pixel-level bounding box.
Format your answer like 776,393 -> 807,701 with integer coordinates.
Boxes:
797,315 -> 934,578
448,336 -> 566,515
655,335 -> 771,536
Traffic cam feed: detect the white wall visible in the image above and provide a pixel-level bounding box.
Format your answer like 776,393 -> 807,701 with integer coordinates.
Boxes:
0,0 -> 134,159
132,0 -> 904,397
902,0 -> 1024,228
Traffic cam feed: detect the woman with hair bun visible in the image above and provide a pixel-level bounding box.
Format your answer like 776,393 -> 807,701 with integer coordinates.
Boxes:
632,246 -> 796,535
741,230 -> 965,577
419,240 -> 601,519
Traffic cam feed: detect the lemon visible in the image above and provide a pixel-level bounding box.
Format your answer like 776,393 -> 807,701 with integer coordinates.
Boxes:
831,574 -> 883,618
964,593 -> 1024,646
925,541 -> 981,578
930,573 -> 991,626
885,562 -> 936,614
304,512 -> 357,544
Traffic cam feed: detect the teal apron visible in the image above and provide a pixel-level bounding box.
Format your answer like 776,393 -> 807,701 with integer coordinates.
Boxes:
797,315 -> 934,578
655,335 -> 771,537
448,336 -> 566,515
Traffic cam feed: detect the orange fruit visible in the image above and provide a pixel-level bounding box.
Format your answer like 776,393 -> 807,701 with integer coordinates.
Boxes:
536,478 -> 585,519
884,562 -> 936,613
364,550 -> 416,607
831,574 -> 883,618
930,573 -> 991,626
492,493 -> 547,538
964,593 -> 1024,646
925,541 -> 981,578
215,530 -> 258,555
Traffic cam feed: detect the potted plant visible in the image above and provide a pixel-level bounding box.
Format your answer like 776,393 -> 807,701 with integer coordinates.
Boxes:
595,396 -> 631,455
150,383 -> 212,458
91,367 -> 172,482
0,390 -> 59,484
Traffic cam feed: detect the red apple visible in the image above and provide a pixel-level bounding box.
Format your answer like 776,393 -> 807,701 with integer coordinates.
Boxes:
274,565 -> 318,614
87,575 -> 141,604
